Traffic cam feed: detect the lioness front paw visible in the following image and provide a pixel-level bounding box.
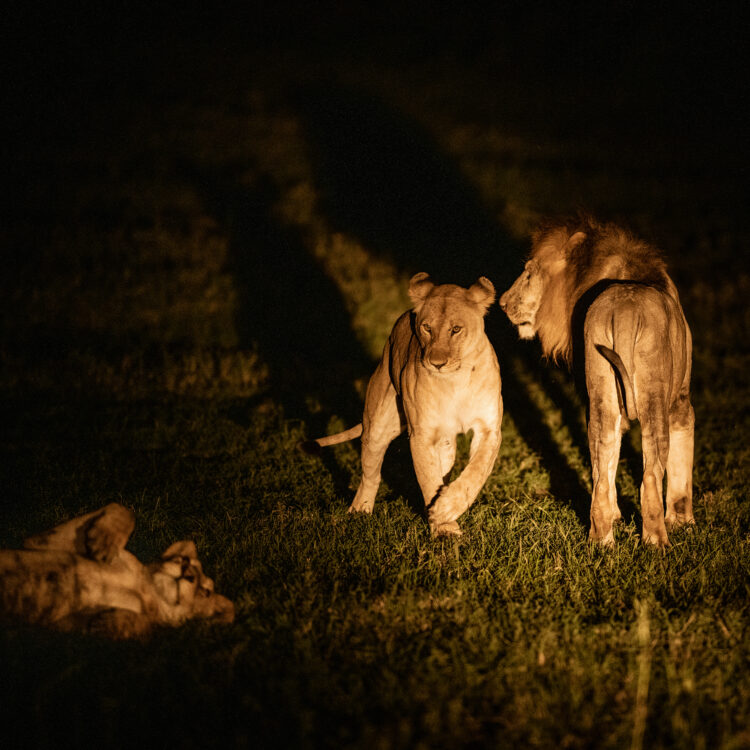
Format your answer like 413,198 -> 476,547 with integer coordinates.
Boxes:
348,484 -> 376,514
428,484 -> 464,528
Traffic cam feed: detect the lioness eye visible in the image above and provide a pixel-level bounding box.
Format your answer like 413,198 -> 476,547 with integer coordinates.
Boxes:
422,323 -> 431,333
451,326 -> 462,335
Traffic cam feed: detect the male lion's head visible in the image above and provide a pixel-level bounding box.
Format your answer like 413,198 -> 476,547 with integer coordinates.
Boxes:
149,541 -> 235,626
499,217 -> 669,363
408,272 -> 495,374
499,228 -> 585,361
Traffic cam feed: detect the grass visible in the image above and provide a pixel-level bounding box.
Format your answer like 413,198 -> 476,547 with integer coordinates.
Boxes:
1,32 -> 749,749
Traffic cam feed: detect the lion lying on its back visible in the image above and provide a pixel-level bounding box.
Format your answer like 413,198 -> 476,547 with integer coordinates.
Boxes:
0,503 -> 234,638
500,216 -> 694,546
302,272 -> 503,536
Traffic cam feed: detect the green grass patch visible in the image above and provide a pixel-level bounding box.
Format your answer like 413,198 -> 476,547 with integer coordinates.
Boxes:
1,48 -> 748,750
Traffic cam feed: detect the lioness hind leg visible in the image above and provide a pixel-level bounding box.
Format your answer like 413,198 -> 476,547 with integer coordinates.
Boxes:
665,397 -> 695,529
350,380 -> 403,514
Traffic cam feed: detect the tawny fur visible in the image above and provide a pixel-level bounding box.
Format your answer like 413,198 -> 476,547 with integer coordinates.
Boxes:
0,503 -> 235,638
499,217 -> 694,546
303,272 -> 503,536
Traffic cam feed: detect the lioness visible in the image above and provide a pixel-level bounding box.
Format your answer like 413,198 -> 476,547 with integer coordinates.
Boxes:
303,272 -> 502,536
499,217 -> 693,546
0,503 -> 235,638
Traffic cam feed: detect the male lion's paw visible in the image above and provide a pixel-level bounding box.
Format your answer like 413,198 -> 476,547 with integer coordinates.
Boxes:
589,529 -> 615,547
430,520 -> 462,537
665,512 -> 695,531
642,531 -> 670,548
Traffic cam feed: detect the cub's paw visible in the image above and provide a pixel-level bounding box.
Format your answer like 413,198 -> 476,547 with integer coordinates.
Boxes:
85,504 -> 136,563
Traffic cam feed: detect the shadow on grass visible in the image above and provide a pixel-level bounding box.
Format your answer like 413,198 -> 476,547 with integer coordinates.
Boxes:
183,163 -> 372,505
295,82 -> 593,525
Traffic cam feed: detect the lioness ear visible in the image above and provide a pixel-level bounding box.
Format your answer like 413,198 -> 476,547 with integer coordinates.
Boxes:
468,276 -> 495,314
408,272 -> 434,310
162,540 -> 198,560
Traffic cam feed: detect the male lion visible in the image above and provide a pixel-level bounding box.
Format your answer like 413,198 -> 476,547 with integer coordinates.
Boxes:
0,503 -> 235,638
302,272 -> 502,536
499,217 -> 694,546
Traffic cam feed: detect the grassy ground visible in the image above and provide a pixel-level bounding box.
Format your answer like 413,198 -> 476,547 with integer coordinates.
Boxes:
1,23 -> 749,749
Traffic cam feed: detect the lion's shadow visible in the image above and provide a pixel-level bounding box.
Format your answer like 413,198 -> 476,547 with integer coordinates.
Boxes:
296,82 -> 601,527
182,162 -> 372,509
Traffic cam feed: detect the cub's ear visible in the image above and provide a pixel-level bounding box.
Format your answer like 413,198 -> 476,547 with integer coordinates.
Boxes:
408,272 -> 434,310
162,540 -> 198,560
467,276 -> 495,314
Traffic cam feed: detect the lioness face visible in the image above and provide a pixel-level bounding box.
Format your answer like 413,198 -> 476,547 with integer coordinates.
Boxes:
150,547 -> 235,624
499,259 -> 545,339
415,296 -> 485,373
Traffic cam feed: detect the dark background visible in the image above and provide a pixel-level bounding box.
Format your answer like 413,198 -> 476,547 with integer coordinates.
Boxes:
4,2 -> 748,157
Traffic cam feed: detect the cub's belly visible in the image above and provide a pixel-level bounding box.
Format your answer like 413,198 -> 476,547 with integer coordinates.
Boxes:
0,551 -> 145,624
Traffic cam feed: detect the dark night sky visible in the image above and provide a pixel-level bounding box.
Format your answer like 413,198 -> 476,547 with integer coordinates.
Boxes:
2,1 -> 748,201
4,4 -> 747,116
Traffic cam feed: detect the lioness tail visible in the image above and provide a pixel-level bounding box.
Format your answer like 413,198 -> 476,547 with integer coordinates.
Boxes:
297,424 -> 364,456
595,345 -> 638,421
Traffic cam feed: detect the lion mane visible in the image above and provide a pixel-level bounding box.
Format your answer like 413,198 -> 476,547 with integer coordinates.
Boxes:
531,216 -> 670,363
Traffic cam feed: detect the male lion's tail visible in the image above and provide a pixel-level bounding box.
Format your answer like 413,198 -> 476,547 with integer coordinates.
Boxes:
594,345 -> 638,421
297,424 -> 364,456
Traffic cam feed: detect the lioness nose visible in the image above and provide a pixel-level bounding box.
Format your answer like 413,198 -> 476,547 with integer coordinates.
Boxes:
498,293 -> 508,311
430,357 -> 448,369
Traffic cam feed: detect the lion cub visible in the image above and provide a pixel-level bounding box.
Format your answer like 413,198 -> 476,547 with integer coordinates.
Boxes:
0,503 -> 234,638
303,272 -> 503,536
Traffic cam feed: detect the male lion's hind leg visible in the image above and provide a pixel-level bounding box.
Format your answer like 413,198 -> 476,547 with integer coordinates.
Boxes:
639,430 -> 670,547
588,409 -> 622,547
665,398 -> 695,530
349,383 -> 403,514
23,503 -> 135,563
427,426 -> 501,537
